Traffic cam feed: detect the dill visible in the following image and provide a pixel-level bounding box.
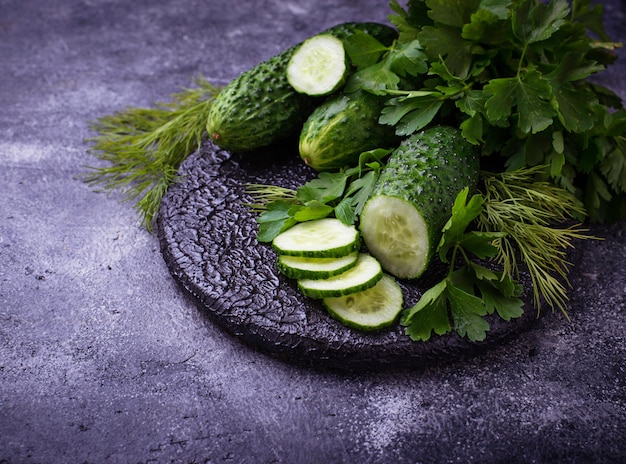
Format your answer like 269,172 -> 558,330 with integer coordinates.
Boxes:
84,76 -> 221,230
243,184 -> 297,213
477,166 -> 596,317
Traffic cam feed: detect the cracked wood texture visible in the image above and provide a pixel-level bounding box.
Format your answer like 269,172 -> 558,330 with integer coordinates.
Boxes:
157,141 -> 552,371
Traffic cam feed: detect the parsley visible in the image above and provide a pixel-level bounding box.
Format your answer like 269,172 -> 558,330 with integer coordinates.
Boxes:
477,165 -> 594,317
245,149 -> 391,242
354,0 -> 626,222
401,187 -> 524,342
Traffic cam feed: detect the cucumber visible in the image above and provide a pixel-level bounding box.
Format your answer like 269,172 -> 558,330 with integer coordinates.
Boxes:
287,34 -> 348,97
359,125 -> 480,279
299,89 -> 399,171
277,251 -> 359,280
272,218 -> 360,258
322,274 -> 403,331
207,22 -> 398,153
297,253 -> 383,299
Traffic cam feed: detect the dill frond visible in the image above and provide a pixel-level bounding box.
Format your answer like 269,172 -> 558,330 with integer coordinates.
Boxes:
84,76 -> 222,231
243,184 -> 298,213
477,165 -> 596,318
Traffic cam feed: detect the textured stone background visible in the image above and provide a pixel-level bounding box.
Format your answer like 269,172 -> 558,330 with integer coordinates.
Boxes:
1,1 -> 625,463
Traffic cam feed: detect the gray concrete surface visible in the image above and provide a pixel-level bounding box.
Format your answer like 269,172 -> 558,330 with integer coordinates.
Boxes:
1,1 -> 625,463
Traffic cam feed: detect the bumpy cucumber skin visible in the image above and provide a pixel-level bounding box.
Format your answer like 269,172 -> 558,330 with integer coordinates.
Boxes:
206,22 -> 398,153
361,125 -> 480,277
299,90 -> 400,171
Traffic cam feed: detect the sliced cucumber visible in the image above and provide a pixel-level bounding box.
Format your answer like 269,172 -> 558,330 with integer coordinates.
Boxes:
272,218 -> 360,258
277,251 -> 359,280
287,34 -> 348,96
359,126 -> 480,279
323,274 -> 403,331
359,195 -> 429,280
297,253 -> 382,299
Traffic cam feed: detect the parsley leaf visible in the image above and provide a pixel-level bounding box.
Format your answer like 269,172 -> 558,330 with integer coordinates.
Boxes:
402,188 -> 524,343
512,0 -> 569,45
401,280 -> 450,342
372,0 -> 626,222
247,149 -> 389,242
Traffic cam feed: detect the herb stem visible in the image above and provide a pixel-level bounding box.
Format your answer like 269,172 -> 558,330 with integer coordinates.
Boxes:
85,76 -> 221,230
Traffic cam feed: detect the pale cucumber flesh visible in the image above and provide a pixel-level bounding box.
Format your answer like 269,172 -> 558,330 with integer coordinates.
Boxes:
323,274 -> 403,331
272,218 -> 359,257
297,253 -> 382,299
360,196 -> 430,279
287,34 -> 347,96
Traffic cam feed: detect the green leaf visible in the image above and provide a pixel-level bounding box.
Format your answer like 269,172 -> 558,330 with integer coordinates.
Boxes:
438,187 -> 484,261
334,170 -> 379,224
292,200 -> 333,222
388,0 -> 420,42
458,230 -> 504,259
545,51 -> 605,83
379,92 -> 441,127
456,89 -> 487,117
475,278 -> 524,320
460,113 -> 484,144
462,4 -> 511,43
549,81 -> 598,133
345,60 -> 401,94
418,25 -> 474,78
483,77 -> 517,127
600,137 -> 626,193
427,0 -> 481,28
479,0 -> 513,20
343,31 -> 389,69
512,0 -> 570,45
388,39 -> 429,77
296,171 -> 347,203
256,201 -> 297,242
484,71 -> 557,134
394,100 -> 444,136
447,282 -> 489,342
548,150 -> 566,178
402,280 -> 451,342
570,0 -> 611,41
515,70 -> 556,134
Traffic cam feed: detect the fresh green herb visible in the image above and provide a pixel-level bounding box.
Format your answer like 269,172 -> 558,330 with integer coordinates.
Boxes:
245,148 -> 391,242
354,0 -> 626,222
477,165 -> 594,317
401,187 -> 524,342
342,33 -> 429,94
85,77 -> 221,230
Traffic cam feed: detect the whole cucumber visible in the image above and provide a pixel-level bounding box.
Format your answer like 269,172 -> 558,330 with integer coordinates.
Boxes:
299,89 -> 400,171
206,22 -> 398,153
359,125 -> 480,279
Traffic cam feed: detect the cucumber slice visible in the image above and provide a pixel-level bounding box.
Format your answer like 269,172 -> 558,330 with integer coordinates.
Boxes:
323,274 -> 403,331
272,218 -> 360,258
297,253 -> 382,299
287,34 -> 348,96
359,126 -> 480,279
277,251 -> 359,280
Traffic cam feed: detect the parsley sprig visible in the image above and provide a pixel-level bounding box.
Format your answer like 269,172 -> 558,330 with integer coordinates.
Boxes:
401,188 -> 524,342
346,0 -> 626,223
245,149 -> 391,242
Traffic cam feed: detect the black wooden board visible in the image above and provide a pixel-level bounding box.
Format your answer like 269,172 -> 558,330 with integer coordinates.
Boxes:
157,141 -> 550,371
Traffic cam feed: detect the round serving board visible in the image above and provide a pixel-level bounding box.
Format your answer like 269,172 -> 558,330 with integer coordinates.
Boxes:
157,141 -> 547,371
